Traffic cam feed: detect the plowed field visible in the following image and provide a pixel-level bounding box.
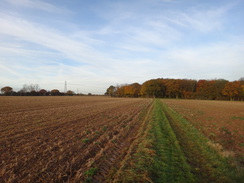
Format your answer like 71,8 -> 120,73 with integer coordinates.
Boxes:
162,99 -> 244,156
0,97 -> 242,182
0,96 -> 152,182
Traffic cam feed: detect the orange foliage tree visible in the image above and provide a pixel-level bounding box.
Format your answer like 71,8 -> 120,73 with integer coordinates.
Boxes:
222,81 -> 242,101
39,89 -> 47,96
195,80 -> 227,100
125,83 -> 141,97
51,89 -> 60,96
116,83 -> 141,97
107,77 -> 243,101
164,79 -> 181,99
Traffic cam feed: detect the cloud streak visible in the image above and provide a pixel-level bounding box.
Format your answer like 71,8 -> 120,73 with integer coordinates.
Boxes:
4,0 -> 70,14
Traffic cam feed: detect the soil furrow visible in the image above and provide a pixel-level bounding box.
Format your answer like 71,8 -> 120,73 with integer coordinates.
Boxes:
0,96 -> 152,182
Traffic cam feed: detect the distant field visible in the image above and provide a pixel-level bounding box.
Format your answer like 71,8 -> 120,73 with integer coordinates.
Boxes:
0,96 -> 242,182
162,99 -> 244,156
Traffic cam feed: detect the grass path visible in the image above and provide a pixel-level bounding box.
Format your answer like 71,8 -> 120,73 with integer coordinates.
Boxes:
111,99 -> 240,182
149,99 -> 194,183
160,100 -> 235,183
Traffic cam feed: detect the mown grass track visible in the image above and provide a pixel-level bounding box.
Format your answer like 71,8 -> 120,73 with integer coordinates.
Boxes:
149,100 -> 194,183
112,99 -> 240,182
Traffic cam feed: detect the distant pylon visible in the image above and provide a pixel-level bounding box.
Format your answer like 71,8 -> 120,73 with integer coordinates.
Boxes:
64,81 -> 67,93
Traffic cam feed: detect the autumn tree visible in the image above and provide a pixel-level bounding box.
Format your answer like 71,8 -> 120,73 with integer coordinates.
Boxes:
222,81 -> 242,101
130,83 -> 141,97
1,86 -> 13,96
164,79 -> 182,99
124,85 -> 131,97
39,89 -> 47,96
106,77 -> 243,100
115,85 -> 126,97
51,89 -> 60,96
117,83 -> 141,97
195,80 -> 214,99
117,85 -> 130,97
204,80 -> 216,99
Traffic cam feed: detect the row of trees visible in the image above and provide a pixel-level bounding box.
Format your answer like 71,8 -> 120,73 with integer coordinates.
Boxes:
105,78 -> 244,101
0,84 -> 77,96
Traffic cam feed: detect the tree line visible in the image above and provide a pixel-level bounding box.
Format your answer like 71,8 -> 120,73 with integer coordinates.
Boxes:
0,84 -> 78,96
105,78 -> 244,101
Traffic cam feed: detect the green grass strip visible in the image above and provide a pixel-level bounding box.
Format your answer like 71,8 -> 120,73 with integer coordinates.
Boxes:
149,99 -> 194,183
160,100 -> 243,183
112,99 -> 195,182
112,99 -> 243,182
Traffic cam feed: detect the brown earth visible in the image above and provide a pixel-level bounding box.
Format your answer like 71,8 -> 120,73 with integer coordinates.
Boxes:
0,96 -> 152,182
162,99 -> 244,157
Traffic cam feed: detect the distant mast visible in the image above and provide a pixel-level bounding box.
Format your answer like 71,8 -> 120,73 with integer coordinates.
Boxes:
64,81 -> 67,93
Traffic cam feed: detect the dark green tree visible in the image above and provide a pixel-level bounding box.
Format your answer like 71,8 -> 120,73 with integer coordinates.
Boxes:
105,85 -> 116,97
140,79 -> 165,98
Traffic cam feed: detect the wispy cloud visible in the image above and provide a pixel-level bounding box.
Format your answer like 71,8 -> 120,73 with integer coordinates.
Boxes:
162,1 -> 238,33
4,0 -> 70,13
0,13 -> 103,65
163,39 -> 244,80
0,64 -> 23,78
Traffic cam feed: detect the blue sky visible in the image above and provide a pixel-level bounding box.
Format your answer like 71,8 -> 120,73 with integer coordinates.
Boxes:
0,0 -> 243,94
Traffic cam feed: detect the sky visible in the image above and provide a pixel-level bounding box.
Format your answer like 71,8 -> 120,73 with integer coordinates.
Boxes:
0,0 -> 244,94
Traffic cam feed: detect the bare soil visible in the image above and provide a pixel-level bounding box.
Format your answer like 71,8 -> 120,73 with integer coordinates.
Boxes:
162,99 -> 244,156
0,96 -> 152,182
